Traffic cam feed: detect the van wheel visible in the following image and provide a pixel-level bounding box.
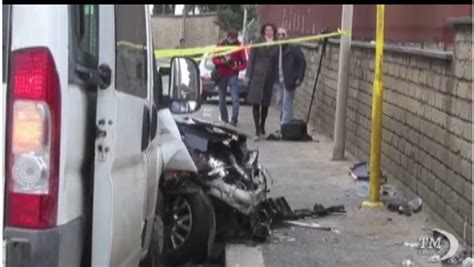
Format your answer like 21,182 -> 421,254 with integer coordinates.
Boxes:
140,192 -> 164,267
163,190 -> 214,265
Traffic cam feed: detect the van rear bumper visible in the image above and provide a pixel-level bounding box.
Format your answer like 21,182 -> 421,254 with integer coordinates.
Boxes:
4,217 -> 83,267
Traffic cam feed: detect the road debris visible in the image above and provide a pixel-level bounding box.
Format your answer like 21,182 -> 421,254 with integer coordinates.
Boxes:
380,185 -> 423,216
381,184 -> 396,196
401,258 -> 414,266
427,255 -> 441,263
386,241 -> 420,248
381,195 -> 423,216
258,197 -> 345,222
284,220 -> 341,234
355,177 -> 369,197
272,235 -> 296,243
252,197 -> 345,240
349,161 -> 387,181
462,257 -> 473,267
349,162 -> 370,180
402,242 -> 420,249
349,162 -> 387,197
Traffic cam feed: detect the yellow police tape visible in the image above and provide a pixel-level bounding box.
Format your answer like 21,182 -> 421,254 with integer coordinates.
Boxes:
154,29 -> 351,62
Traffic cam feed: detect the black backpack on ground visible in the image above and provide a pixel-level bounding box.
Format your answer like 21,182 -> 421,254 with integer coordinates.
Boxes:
281,119 -> 312,141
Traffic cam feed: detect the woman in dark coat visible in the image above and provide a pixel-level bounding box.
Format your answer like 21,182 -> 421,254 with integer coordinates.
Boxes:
246,23 -> 279,139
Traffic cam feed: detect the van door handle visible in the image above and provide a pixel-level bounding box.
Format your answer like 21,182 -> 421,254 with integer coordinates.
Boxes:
150,104 -> 158,141
97,64 -> 112,89
141,106 -> 151,151
96,127 -> 107,138
75,63 -> 111,89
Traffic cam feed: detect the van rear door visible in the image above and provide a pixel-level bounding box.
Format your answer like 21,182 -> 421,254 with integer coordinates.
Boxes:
91,5 -> 153,266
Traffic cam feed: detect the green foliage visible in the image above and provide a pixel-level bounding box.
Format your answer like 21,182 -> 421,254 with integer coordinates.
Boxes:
214,5 -> 257,32
247,19 -> 260,42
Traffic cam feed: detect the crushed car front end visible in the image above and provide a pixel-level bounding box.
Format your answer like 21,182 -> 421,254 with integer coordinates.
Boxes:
159,117 -> 271,265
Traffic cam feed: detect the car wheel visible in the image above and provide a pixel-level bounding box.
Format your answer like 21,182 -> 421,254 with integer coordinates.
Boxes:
162,190 -> 214,265
140,192 -> 165,267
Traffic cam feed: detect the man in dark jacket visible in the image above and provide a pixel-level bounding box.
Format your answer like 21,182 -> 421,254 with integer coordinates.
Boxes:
212,30 -> 247,126
277,27 -> 306,125
176,38 -> 185,49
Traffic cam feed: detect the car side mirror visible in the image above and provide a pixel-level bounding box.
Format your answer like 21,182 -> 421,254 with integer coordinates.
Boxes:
168,57 -> 201,114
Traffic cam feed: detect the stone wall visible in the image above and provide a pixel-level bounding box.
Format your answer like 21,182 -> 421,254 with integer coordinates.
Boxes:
294,19 -> 472,245
151,14 -> 222,49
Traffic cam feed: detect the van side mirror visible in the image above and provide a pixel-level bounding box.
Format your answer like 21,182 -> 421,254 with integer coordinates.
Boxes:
168,57 -> 201,114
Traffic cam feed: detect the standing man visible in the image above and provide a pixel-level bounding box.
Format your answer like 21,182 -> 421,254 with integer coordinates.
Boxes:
212,30 -> 248,126
176,38 -> 185,49
277,27 -> 307,125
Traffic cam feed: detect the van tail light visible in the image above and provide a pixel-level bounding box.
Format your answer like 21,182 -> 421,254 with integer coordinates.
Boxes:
6,47 -> 61,229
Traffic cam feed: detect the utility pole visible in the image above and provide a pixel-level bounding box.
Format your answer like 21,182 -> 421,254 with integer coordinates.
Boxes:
332,5 -> 353,160
181,5 -> 187,42
242,5 -> 248,44
362,5 -> 386,209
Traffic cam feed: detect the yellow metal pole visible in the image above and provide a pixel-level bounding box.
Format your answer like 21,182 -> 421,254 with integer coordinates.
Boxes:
362,5 -> 385,208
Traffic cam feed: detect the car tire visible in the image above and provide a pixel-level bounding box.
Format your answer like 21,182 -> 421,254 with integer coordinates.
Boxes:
162,190 -> 215,265
140,192 -> 165,267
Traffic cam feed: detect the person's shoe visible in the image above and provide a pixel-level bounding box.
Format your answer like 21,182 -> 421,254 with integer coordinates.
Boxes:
260,125 -> 266,136
230,118 -> 238,127
220,116 -> 229,124
254,129 -> 261,141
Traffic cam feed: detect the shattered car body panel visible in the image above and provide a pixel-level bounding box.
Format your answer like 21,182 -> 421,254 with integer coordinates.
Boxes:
175,117 -> 269,215
159,110 -> 198,173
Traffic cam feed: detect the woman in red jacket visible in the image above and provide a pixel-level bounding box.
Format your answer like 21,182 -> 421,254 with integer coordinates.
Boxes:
212,30 -> 247,126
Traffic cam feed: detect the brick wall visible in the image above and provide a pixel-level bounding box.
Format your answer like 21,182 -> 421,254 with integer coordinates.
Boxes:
258,5 -> 472,44
295,19 -> 472,245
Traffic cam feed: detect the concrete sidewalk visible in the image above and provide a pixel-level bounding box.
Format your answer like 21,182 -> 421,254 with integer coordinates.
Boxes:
196,101 -> 446,267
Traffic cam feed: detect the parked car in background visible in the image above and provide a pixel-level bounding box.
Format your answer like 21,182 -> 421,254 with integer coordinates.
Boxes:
199,48 -> 249,102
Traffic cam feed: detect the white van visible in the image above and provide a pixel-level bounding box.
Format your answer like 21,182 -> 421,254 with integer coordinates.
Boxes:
2,5 -> 201,267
